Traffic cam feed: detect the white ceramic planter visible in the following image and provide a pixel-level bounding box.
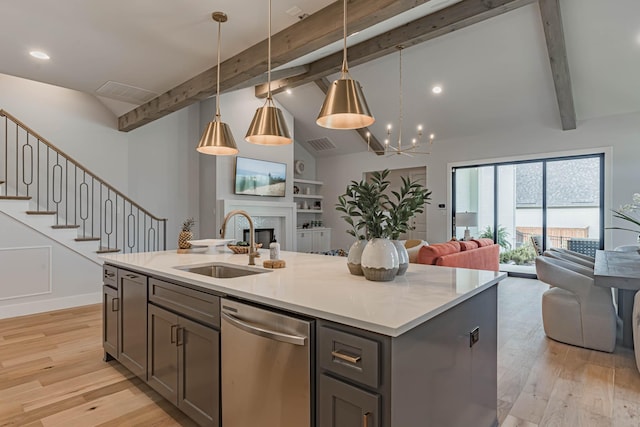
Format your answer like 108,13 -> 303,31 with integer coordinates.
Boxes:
347,239 -> 367,276
392,240 -> 409,276
361,238 -> 399,282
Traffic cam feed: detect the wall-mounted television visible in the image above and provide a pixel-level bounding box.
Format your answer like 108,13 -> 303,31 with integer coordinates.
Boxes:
234,157 -> 287,197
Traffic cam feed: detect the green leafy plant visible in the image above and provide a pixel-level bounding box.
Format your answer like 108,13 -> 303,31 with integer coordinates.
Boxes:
387,176 -> 432,240
336,169 -> 431,240
499,244 -> 536,265
181,217 -> 196,232
478,225 -> 512,250
608,193 -> 640,235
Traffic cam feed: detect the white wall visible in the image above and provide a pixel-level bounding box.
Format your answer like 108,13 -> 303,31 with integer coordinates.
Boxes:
318,112 -> 640,251
293,141 -> 317,181
127,104 -> 201,249
0,73 -> 129,191
0,212 -> 101,319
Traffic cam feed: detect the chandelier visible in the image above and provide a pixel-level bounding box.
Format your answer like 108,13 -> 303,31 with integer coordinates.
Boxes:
368,46 -> 435,156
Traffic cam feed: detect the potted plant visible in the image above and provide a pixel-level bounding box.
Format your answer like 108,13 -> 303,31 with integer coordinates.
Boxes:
336,169 -> 431,281
178,217 -> 196,250
336,184 -> 367,275
386,176 -> 432,275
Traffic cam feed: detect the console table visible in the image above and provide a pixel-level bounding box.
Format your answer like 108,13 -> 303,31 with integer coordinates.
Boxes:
594,249 -> 640,348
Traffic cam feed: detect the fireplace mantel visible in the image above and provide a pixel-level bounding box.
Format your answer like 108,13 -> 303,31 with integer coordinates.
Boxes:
218,199 -> 296,250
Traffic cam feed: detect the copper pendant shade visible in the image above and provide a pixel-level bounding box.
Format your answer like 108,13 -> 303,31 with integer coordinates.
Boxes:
316,78 -> 374,129
245,99 -> 291,145
197,121 -> 238,155
245,0 -> 292,145
316,0 -> 374,130
197,12 -> 238,156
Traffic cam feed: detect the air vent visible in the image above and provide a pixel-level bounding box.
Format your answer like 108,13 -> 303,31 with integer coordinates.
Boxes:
96,81 -> 158,105
306,137 -> 336,152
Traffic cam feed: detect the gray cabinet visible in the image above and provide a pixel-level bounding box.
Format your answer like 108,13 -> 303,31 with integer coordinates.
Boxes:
147,279 -> 220,427
317,284 -> 498,427
118,269 -> 147,379
102,285 -> 119,359
319,374 -> 380,427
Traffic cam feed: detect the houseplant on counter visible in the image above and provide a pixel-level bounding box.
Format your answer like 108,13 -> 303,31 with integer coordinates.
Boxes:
386,176 -> 432,275
336,186 -> 367,275
336,169 -> 431,281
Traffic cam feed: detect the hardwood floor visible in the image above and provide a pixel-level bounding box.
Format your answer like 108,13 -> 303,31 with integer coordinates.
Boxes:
0,277 -> 639,426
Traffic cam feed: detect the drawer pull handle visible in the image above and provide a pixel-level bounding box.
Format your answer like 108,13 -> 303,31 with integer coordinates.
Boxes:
171,325 -> 178,344
363,412 -> 370,427
111,298 -> 119,312
125,274 -> 138,279
331,350 -> 361,364
104,272 -> 115,278
176,327 -> 184,346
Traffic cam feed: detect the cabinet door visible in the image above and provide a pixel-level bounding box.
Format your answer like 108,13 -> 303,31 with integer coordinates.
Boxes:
178,316 -> 220,427
103,285 -> 119,359
319,374 -> 380,427
297,231 -> 313,253
119,270 -> 148,378
147,304 -> 179,403
313,229 -> 331,252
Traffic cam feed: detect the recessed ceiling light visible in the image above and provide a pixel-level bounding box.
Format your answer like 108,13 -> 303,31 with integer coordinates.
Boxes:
29,51 -> 50,60
349,31 -> 360,37
286,89 -> 292,95
432,85 -> 442,94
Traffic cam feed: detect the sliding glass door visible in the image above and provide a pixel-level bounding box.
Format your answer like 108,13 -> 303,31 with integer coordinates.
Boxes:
453,153 -> 604,274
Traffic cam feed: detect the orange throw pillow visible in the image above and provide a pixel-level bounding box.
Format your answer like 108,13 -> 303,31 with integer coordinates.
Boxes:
459,241 -> 479,251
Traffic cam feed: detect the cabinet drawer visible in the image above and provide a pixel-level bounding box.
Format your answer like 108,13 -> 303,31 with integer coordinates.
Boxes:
103,265 -> 117,288
148,278 -> 220,328
319,326 -> 379,389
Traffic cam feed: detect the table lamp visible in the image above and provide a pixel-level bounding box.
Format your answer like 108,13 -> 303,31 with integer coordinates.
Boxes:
456,212 -> 478,241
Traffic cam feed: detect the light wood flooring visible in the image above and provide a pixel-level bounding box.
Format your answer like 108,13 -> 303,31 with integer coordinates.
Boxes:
0,277 -> 639,426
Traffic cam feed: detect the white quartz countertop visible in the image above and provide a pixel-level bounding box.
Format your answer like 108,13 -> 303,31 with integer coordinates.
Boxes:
100,249 -> 506,337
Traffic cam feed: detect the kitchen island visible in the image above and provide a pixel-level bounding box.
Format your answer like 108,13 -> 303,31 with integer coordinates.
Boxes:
101,249 -> 505,427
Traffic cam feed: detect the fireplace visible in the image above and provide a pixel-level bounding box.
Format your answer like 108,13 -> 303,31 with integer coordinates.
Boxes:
243,228 -> 275,248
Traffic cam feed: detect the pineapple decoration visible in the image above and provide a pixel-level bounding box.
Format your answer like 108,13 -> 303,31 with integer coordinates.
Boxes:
178,218 -> 196,250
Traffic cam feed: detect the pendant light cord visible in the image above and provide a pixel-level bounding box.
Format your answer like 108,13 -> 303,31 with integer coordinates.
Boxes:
267,0 -> 273,101
215,19 -> 222,121
341,0 -> 348,75
398,47 -> 403,151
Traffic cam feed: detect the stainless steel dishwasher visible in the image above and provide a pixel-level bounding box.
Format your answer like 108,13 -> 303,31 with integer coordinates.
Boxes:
220,298 -> 313,427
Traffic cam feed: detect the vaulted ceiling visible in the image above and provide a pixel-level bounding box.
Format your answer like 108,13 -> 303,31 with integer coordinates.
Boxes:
1,0 -> 639,158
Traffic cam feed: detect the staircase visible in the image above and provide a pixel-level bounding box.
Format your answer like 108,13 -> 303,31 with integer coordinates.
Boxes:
0,109 -> 167,264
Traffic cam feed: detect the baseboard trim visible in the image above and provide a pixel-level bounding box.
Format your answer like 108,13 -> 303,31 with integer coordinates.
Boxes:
0,291 -> 101,320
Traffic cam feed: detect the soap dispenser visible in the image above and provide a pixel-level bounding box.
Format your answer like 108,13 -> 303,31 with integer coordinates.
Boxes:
269,236 -> 280,260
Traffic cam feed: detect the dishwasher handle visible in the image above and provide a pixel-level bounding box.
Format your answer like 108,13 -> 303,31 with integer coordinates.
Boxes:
221,311 -> 307,346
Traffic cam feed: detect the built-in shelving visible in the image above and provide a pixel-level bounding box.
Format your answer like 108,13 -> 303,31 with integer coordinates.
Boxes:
293,178 -> 323,185
294,194 -> 323,199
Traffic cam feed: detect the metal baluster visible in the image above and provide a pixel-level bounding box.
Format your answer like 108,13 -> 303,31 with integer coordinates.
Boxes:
91,177 -> 95,239
162,219 -> 167,250
64,158 -> 68,226
52,153 -> 62,225
22,133 -> 33,197
74,165 -> 77,228
46,147 -> 50,211
144,216 -> 147,252
115,195 -> 118,252
99,183 -> 103,250
14,123 -> 18,196
79,171 -> 89,237
3,114 -> 7,196
36,139 -> 40,209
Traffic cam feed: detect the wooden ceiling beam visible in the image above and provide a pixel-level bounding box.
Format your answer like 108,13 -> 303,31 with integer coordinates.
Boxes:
313,78 -> 385,155
256,0 -> 536,98
538,0 -> 576,130
117,0 -> 433,132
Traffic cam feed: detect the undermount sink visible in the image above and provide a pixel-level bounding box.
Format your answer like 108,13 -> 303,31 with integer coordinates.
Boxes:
175,262 -> 271,279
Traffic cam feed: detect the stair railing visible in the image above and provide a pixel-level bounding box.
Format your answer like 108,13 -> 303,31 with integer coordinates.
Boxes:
0,109 -> 167,253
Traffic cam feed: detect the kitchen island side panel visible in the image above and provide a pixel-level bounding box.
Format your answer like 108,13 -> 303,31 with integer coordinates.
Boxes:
390,284 -> 498,427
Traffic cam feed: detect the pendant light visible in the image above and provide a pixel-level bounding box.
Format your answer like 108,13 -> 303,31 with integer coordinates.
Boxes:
245,0 -> 292,145
316,0 -> 374,130
197,12 -> 238,156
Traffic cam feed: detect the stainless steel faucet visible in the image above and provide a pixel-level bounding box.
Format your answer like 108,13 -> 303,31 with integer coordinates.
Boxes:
220,210 -> 258,265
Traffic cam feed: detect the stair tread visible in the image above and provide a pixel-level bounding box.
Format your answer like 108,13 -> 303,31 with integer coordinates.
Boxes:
96,247 -> 121,254
0,195 -> 31,200
75,237 -> 101,242
26,211 -> 57,215
51,224 -> 80,229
